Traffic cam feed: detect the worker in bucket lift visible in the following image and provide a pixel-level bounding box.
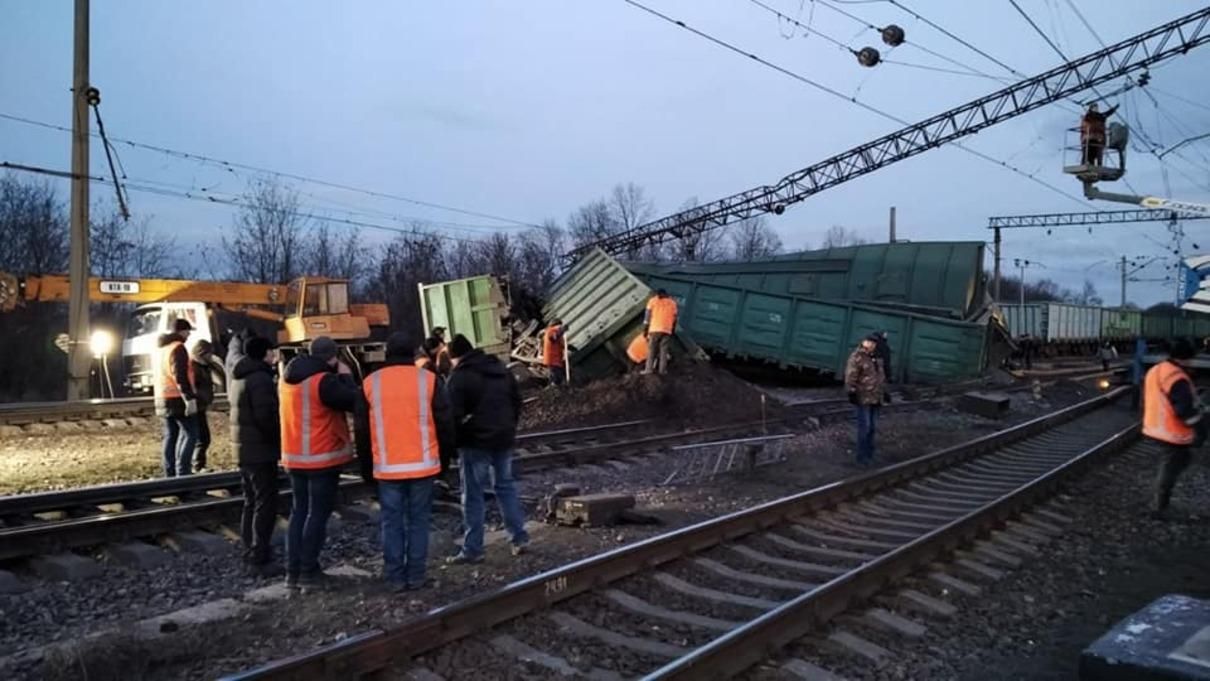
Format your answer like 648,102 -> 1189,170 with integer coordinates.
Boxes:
542,319 -> 567,387
1143,339 -> 1206,519
643,289 -> 678,375
1080,102 -> 1119,167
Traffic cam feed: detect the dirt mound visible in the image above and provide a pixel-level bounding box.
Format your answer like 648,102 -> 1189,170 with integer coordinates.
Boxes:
520,363 -> 778,430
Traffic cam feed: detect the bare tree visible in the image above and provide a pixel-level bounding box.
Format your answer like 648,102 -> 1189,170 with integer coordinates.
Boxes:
223,179 -> 309,283
515,220 -> 566,292
567,199 -> 618,249
729,215 -> 784,260
609,182 -> 655,232
308,224 -> 369,290
472,232 -> 518,280
0,174 -> 69,274
821,225 -> 867,249
367,227 -> 450,346
91,209 -> 175,278
1067,279 -> 1103,306
663,197 -> 728,263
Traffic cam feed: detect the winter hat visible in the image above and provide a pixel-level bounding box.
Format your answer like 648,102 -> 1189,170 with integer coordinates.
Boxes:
448,334 -> 474,359
173,318 -> 193,332
310,336 -> 338,361
385,332 -> 411,359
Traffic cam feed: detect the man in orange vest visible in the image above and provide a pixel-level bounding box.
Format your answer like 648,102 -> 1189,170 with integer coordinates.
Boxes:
1143,339 -> 1204,518
643,289 -> 678,375
355,333 -> 454,592
154,318 -> 199,477
279,336 -> 360,593
542,319 -> 567,386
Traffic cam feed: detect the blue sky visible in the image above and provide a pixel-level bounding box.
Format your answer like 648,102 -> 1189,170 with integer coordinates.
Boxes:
2,1 -> 1209,305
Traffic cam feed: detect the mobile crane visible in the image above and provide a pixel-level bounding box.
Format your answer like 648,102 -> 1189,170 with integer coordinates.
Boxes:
0,272 -> 388,393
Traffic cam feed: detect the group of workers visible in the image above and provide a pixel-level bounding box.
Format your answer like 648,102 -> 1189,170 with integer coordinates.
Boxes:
541,288 -> 682,380
154,319 -> 220,476
155,323 -> 529,592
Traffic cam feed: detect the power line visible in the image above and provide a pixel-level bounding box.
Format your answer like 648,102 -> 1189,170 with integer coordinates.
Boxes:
620,0 -> 1092,206
0,111 -> 541,229
745,0 -> 857,54
885,0 -> 1026,77
1008,0 -> 1068,61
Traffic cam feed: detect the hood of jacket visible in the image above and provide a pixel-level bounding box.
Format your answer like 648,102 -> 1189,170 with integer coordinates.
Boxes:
158,332 -> 187,348
453,348 -> 508,377
283,354 -> 334,385
233,355 -> 275,381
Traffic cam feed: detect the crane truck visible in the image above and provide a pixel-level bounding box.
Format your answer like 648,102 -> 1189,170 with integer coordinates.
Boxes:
0,273 -> 387,394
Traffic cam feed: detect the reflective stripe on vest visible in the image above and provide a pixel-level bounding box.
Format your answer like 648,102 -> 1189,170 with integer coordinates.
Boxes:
364,365 -> 440,479
1143,361 -> 1196,445
280,374 -> 352,469
159,341 -> 195,400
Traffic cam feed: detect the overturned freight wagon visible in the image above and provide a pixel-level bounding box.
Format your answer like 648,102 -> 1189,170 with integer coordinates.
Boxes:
632,270 -> 988,384
627,240 -> 986,320
532,249 -> 705,380
417,275 -> 511,360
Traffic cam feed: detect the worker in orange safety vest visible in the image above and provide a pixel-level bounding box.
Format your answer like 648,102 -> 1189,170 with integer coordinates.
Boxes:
155,318 -> 199,477
278,336 -> 360,593
1142,339 -> 1205,518
355,333 -> 455,592
542,320 -> 567,386
643,289 -> 678,375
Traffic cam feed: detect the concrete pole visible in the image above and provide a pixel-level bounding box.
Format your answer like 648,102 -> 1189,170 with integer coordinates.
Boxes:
1120,255 -> 1127,308
888,206 -> 897,243
67,0 -> 91,401
993,227 -> 1002,302
1018,259 -> 1026,307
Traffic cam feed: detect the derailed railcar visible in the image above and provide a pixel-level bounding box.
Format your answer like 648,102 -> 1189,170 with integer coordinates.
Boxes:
634,272 -> 987,384
626,240 -> 986,320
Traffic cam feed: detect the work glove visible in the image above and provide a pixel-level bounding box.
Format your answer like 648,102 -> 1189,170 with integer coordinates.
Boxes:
184,399 -> 198,416
847,391 -> 859,406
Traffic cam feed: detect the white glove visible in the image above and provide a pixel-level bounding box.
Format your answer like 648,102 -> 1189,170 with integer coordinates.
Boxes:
184,399 -> 198,416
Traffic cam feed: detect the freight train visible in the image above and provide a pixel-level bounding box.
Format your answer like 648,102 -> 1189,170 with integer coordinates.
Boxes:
997,303 -> 1210,355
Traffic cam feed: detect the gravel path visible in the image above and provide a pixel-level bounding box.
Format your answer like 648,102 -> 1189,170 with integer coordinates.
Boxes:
1,382 -> 1105,680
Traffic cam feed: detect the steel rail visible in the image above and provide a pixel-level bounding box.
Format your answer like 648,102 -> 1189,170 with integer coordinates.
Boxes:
220,388 -> 1124,680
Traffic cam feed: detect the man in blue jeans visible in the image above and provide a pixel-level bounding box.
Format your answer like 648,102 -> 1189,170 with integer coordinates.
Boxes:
444,334 -> 530,563
278,337 -> 360,594
355,334 -> 455,592
845,335 -> 886,466
154,319 -> 199,477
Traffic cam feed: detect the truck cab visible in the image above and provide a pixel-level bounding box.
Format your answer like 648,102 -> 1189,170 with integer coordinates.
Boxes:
122,302 -> 213,394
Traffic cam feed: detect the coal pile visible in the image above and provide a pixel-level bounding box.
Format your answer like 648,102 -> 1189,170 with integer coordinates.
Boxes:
520,364 -> 778,430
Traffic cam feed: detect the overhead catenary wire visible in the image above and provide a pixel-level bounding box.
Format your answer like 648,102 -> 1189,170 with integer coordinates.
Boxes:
0,112 -> 541,230
620,0 -> 1094,207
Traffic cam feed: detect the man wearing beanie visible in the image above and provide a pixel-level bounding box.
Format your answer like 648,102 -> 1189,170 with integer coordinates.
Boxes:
279,336 -> 360,593
355,332 -> 454,591
444,334 -> 530,562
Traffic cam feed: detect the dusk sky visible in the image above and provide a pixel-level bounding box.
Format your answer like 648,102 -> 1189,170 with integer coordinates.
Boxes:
3,1 -> 1209,305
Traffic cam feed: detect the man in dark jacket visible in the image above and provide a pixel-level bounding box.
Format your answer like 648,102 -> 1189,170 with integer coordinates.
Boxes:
228,333 -> 282,573
444,335 -> 529,563
279,336 -> 360,592
873,330 -> 893,388
155,319 -> 199,477
1144,339 -> 1205,518
190,339 -> 218,471
354,333 -> 455,591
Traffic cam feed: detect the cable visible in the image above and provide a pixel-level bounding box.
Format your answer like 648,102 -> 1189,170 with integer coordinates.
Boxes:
0,112 -> 540,229
744,0 -> 857,54
620,0 -> 1093,207
89,98 -> 131,220
1008,0 -> 1068,61
881,58 -> 1000,78
886,0 -> 1026,77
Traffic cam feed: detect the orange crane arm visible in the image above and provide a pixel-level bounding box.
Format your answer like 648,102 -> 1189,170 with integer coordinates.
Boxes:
0,272 -> 285,311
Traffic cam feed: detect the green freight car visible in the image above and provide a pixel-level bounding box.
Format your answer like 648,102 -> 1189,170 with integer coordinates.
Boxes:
627,241 -> 986,320
634,271 -> 987,384
417,275 -> 511,360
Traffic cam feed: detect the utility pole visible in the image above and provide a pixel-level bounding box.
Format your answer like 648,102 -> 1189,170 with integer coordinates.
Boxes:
888,206 -> 897,243
993,227 -> 1002,302
67,0 -> 91,401
1119,254 -> 1127,308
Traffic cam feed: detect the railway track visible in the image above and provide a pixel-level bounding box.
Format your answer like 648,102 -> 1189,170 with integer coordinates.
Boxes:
0,397 -> 911,563
0,395 -> 229,427
220,388 -> 1135,681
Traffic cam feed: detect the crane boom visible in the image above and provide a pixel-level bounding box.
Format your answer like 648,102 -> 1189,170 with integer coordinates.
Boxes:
577,7 -> 1210,257
0,272 -> 284,312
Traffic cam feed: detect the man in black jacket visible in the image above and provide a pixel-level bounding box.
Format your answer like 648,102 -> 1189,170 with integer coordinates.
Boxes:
444,335 -> 529,563
228,332 -> 281,574
190,340 -> 218,471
